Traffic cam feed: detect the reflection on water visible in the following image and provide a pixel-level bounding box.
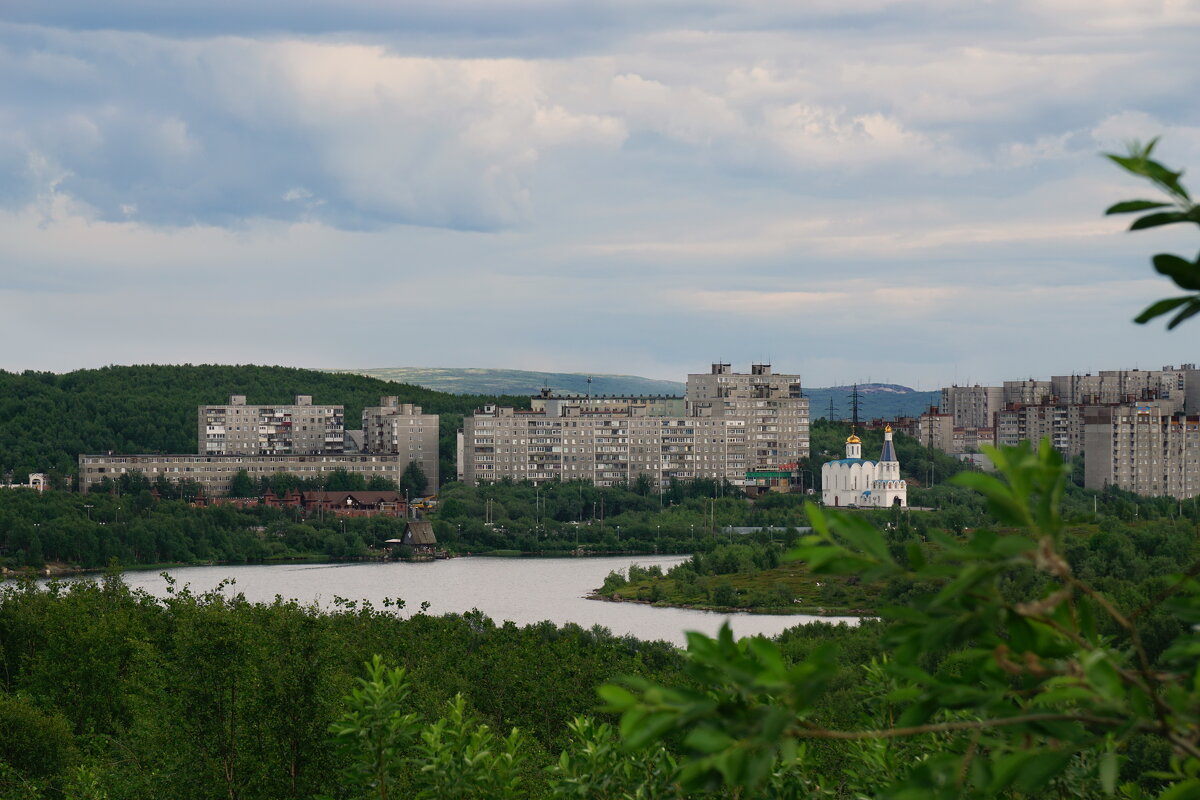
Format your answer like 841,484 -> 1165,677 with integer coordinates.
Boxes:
113,555 -> 857,647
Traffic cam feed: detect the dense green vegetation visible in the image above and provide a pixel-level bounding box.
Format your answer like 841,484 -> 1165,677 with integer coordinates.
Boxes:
0,573 -> 696,799
0,364 -> 529,490
0,487 -> 420,571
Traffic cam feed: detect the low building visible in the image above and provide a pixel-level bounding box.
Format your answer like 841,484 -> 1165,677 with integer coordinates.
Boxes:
301,490 -> 407,517
78,453 -> 409,496
2,473 -> 47,493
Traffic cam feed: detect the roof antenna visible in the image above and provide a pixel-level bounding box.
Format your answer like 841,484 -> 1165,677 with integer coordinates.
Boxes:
586,376 -> 592,399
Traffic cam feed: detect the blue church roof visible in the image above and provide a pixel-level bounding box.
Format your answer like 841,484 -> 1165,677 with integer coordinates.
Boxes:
827,458 -> 877,466
879,439 -> 897,462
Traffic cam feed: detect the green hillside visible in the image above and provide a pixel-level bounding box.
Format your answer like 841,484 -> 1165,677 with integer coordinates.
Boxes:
807,383 -> 939,421
328,367 -> 685,396
0,365 -> 528,486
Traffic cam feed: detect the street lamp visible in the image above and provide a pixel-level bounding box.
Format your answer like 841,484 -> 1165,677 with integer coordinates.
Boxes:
83,504 -> 93,521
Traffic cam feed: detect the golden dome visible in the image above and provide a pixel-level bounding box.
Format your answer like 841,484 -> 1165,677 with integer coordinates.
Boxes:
846,434 -> 861,444
884,424 -> 893,433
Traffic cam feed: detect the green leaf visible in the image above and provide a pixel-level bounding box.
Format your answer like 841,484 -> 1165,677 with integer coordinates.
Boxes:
1136,296 -> 1193,324
1131,211 -> 1189,230
1013,750 -> 1074,793
1158,778 -> 1200,800
1153,254 -> 1200,290
596,684 -> 638,711
1168,301 -> 1200,330
1106,200 -> 1173,214
683,726 -> 733,754
1100,750 -> 1118,795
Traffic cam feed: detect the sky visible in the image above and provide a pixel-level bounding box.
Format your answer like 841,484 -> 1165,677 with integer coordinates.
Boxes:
2,1 -> 1199,389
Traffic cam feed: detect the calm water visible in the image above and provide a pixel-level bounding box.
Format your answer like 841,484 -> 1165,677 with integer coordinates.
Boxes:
112,555 -> 857,647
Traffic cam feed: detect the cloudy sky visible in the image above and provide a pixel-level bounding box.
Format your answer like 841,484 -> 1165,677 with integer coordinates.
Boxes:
2,1 -> 1199,388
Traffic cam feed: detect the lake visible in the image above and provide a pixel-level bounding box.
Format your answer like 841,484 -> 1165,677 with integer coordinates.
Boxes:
114,554 -> 857,647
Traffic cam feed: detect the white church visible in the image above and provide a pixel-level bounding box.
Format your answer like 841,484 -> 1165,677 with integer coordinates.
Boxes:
821,427 -> 907,508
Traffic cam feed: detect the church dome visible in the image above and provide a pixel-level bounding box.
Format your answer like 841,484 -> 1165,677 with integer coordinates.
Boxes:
846,434 -> 861,444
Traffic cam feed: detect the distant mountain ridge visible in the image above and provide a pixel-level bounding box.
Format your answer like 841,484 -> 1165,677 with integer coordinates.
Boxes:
327,367 -> 685,397
327,369 -> 939,420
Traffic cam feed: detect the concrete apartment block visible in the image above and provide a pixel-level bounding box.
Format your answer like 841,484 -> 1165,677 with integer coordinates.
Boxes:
78,453 -> 407,496
84,392 -> 441,497
1084,401 -> 1200,499
940,385 -> 1004,429
463,364 -> 810,487
200,394 -> 345,456
361,397 -> 440,493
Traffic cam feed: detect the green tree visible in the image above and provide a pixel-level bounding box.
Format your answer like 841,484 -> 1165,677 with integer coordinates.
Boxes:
229,469 -> 257,498
399,462 -> 428,498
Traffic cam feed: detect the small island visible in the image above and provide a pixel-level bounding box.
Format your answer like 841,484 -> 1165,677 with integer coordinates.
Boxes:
590,540 -> 879,615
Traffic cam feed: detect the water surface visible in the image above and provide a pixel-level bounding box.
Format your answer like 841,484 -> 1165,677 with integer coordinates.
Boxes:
117,555 -> 857,647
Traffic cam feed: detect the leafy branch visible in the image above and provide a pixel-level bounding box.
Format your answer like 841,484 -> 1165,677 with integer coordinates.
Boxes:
1105,138 -> 1200,329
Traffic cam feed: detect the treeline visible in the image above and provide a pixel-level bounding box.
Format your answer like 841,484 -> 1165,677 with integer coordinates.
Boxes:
429,478 -> 809,554
0,488 -> 411,570
0,364 -> 529,488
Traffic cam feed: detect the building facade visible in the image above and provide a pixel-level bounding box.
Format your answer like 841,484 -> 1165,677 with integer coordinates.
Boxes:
78,453 -> 408,496
200,395 -> 345,456
461,364 -> 809,487
1084,402 -> 1200,499
361,397 -> 439,492
83,393 -> 440,496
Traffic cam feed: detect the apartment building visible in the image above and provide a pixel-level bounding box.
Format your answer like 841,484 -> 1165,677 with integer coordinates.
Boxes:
1084,401 -> 1200,499
462,364 -> 809,487
200,395 -> 345,456
1052,366 -> 1194,406
685,364 -> 809,473
83,393 -> 440,496
78,453 -> 407,496
995,402 -> 1089,459
940,385 -> 1004,429
361,397 -> 439,492
529,391 -> 685,418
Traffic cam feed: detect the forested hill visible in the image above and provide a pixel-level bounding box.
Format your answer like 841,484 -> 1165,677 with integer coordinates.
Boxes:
0,365 -> 528,484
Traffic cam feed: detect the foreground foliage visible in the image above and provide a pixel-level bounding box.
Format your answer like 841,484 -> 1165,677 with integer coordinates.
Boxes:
603,441 -> 1200,798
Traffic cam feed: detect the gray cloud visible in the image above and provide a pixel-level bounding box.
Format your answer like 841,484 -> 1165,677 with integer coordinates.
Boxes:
2,3 -> 1199,384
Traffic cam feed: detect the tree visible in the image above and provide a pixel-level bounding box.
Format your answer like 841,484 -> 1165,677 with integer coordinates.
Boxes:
1106,139 -> 1200,329
229,469 -> 256,498
399,462 -> 428,498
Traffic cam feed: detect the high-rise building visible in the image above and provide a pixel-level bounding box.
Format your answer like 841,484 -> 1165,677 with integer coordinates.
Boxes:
940,385 -> 1004,429
361,397 -> 439,493
199,395 -> 345,456
1084,401 -> 1200,499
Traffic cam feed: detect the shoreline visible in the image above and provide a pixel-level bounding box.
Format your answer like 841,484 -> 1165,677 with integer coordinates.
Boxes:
586,590 -> 871,618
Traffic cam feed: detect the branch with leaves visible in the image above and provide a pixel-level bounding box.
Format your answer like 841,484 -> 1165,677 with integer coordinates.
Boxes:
1106,139 -> 1200,329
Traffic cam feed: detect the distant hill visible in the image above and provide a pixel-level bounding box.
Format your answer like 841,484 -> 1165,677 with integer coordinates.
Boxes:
329,369 -> 938,420
807,384 -> 938,422
328,367 -> 686,397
